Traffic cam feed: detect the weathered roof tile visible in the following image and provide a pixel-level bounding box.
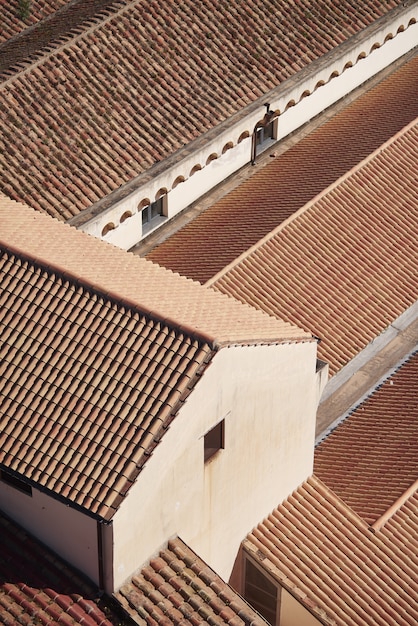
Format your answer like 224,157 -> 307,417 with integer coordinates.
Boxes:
0,196 -> 307,519
148,52 -> 418,284
0,1 -> 404,219
244,472 -> 418,625
116,537 -> 268,626
315,351 -> 418,526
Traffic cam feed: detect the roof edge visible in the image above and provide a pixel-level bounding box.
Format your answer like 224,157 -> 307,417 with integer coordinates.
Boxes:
370,478 -> 418,532
0,237 -> 219,348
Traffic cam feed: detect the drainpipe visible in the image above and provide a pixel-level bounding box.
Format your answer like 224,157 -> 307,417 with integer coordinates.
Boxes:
251,102 -> 278,165
97,519 -> 113,593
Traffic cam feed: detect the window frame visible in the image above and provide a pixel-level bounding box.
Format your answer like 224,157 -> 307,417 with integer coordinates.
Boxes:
141,195 -> 167,231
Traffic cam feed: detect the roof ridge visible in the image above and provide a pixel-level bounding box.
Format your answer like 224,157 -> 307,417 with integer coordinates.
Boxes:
371,478 -> 418,532
0,240 -> 217,348
206,115 -> 418,288
0,196 -> 309,345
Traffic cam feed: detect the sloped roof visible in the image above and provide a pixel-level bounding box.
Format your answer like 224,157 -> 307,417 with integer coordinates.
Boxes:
0,0 -> 403,220
115,537 -> 268,626
0,509 -> 124,626
244,474 -> 418,626
0,0 -> 70,44
147,50 -> 418,283
0,196 -> 308,520
211,118 -> 418,376
314,350 -> 418,526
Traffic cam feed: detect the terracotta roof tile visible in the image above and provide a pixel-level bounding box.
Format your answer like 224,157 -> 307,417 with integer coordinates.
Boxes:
115,537 -> 268,626
0,0 -> 403,219
212,118 -> 418,376
0,197 -> 307,519
0,510 -> 123,626
244,474 -> 418,626
315,351 -> 418,526
148,51 -> 418,283
0,195 -> 308,346
0,0 -> 71,44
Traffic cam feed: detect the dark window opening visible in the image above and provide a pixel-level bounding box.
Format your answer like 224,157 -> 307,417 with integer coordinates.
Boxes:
256,120 -> 275,146
0,470 -> 32,496
244,559 -> 278,626
204,420 -> 225,462
142,196 -> 165,226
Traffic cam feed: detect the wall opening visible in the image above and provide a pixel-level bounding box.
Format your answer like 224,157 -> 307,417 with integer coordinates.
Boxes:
204,420 -> 225,463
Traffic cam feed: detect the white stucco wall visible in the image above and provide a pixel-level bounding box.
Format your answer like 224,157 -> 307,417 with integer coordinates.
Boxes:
78,8 -> 418,249
112,340 -> 317,590
0,481 -> 100,584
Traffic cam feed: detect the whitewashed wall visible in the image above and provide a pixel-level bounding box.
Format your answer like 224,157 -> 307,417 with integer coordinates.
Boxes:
78,8 -> 418,249
112,340 -> 317,590
0,481 -> 100,584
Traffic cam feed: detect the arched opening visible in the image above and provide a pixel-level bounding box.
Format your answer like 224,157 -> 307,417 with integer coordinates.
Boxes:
172,175 -> 185,189
370,42 -> 381,52
314,80 -> 325,91
222,142 -> 234,154
285,99 -> 296,111
206,153 -> 218,165
384,33 -> 394,43
155,187 -> 168,201
101,222 -> 115,236
238,131 -> 250,143
120,211 -> 132,224
357,51 -> 366,61
190,164 -> 202,176
343,61 -> 353,71
138,198 -> 151,212
300,89 -> 311,101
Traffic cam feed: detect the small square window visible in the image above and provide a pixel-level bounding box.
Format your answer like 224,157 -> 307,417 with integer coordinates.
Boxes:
204,420 -> 224,462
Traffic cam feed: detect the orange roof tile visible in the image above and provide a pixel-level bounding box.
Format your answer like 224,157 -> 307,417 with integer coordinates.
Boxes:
244,474 -> 418,626
314,350 -> 418,526
0,509 -> 123,625
115,537 -> 269,626
147,51 -> 418,283
211,118 -> 418,376
0,0 -> 403,220
0,196 -> 308,520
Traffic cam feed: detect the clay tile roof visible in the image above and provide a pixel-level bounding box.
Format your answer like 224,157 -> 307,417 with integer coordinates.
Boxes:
0,195 -> 307,347
115,536 -> 268,626
314,350 -> 418,526
0,197 -> 308,520
0,0 -> 403,219
244,474 -> 418,626
0,0 -> 70,44
211,118 -> 418,377
147,51 -> 418,283
0,509 -> 123,626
